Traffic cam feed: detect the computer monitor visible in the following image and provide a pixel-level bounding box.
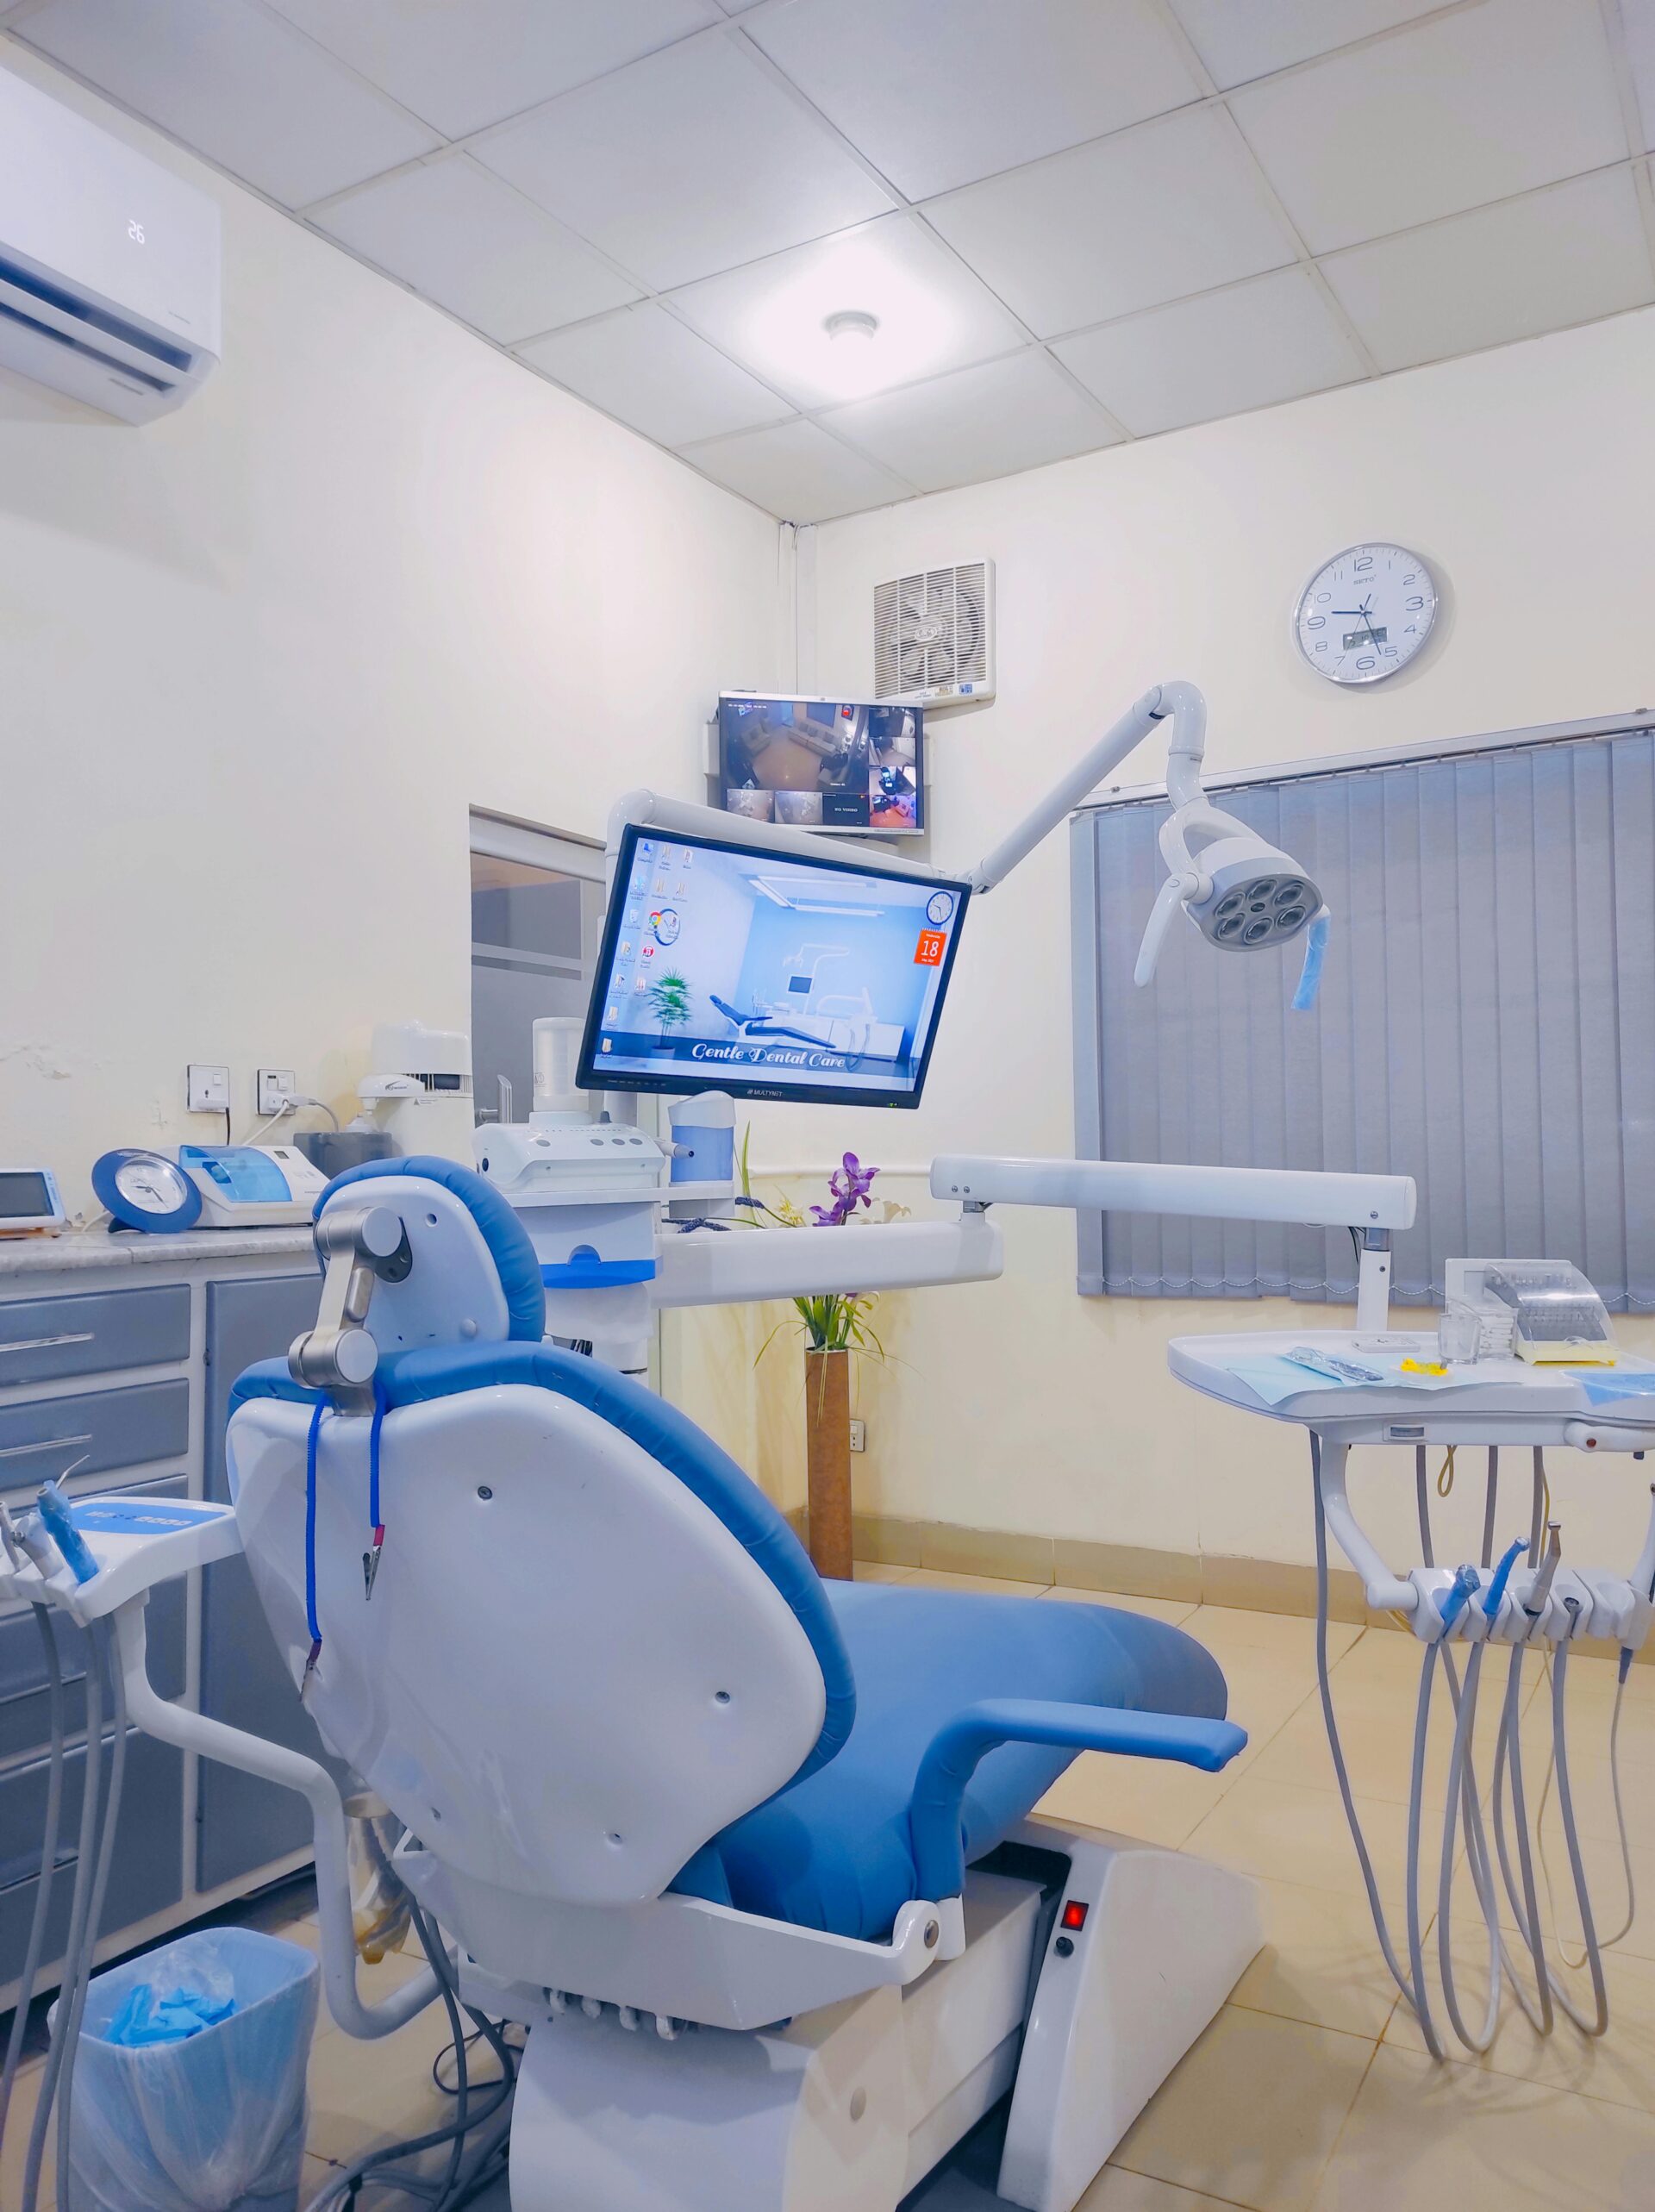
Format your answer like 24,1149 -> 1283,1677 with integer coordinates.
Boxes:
716,694 -> 925,834
578,823 -> 970,1107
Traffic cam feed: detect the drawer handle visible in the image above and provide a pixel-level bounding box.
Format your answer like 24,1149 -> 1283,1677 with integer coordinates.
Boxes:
0,1333 -> 96,1356
0,1432 -> 92,1461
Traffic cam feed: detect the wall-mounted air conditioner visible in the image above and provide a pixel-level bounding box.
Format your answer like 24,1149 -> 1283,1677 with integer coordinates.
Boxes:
0,66 -> 219,423
873,558 -> 995,708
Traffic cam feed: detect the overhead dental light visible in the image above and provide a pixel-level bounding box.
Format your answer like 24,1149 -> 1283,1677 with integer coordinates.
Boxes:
964,681 -> 1329,1010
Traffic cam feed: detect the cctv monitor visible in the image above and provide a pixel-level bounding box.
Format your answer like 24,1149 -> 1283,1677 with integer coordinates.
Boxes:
578,823 -> 970,1107
716,693 -> 925,834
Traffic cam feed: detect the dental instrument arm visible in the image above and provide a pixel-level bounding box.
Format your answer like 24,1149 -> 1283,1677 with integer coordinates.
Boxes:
112,1603 -> 442,2041
909,1699 -> 1246,1903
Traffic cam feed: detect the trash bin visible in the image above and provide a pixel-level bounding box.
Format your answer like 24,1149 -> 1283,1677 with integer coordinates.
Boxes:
59,1927 -> 319,2212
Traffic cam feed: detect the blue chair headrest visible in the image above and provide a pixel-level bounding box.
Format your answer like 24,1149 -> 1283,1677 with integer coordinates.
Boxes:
320,1155 -> 546,1342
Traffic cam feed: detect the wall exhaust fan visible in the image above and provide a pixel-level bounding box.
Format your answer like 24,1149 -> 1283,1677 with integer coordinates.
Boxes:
873,559 -> 995,708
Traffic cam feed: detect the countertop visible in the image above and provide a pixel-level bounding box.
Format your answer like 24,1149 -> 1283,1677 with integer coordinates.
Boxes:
0,1223 -> 316,1278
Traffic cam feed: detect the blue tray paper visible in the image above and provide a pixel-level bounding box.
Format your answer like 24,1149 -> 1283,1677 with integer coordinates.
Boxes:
1578,1365 -> 1655,1407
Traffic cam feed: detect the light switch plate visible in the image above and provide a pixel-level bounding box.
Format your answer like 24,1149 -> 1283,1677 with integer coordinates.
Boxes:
186,1063 -> 230,1115
257,1068 -> 297,1119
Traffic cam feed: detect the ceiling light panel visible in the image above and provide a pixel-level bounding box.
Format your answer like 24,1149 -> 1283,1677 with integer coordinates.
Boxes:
1319,168 -> 1655,372
313,156 -> 639,345
1623,0 -> 1655,150
1228,0 -> 1629,255
820,350 -> 1120,492
748,0 -> 1202,200
666,212 -> 1026,408
926,106 -> 1297,338
1052,266 -> 1365,435
684,418 -> 911,522
472,33 -> 892,291
12,0 -> 440,206
1165,0 -> 1454,91
517,303 -> 790,447
263,0 -> 721,141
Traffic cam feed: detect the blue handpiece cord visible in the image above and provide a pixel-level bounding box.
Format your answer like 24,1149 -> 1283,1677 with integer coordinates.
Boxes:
364,1381 -> 386,1599
303,1402 -> 324,1695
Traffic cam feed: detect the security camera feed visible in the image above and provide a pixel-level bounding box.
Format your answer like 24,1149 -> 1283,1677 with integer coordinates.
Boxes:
717,694 -> 924,834
578,825 -> 969,1107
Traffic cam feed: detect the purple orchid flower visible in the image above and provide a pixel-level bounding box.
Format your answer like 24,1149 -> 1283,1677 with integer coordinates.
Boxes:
810,1151 -> 879,1226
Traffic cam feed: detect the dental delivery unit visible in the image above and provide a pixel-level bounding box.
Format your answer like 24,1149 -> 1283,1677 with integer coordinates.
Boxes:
7,680 -> 1646,2209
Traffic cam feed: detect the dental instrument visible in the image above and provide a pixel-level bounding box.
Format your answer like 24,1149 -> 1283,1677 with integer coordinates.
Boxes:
1171,1294 -> 1655,2064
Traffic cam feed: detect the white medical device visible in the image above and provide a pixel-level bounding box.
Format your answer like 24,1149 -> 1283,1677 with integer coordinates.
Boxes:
1172,1280 -> 1655,2067
91,1144 -> 329,1231
354,1020 -> 474,1162
0,67 -> 220,423
0,1166 -> 66,1237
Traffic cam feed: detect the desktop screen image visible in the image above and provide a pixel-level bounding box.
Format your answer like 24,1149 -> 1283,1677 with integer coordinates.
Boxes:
717,695 -> 924,834
578,827 -> 969,1106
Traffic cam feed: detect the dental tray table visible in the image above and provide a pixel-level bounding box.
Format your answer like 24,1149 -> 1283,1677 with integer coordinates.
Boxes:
1168,1328 -> 1655,1453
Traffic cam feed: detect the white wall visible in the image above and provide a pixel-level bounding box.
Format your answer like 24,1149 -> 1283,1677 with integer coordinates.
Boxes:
803,308 -> 1655,1580
0,44 -> 788,1212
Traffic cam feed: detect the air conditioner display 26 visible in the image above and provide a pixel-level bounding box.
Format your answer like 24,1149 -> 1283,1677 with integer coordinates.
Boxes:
0,66 -> 219,423
873,559 -> 996,707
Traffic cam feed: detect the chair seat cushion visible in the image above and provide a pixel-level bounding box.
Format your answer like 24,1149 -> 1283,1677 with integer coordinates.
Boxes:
673,1581 -> 1227,1943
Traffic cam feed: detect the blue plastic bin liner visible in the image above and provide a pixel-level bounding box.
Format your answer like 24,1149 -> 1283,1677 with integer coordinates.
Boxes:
60,1927 -> 318,2212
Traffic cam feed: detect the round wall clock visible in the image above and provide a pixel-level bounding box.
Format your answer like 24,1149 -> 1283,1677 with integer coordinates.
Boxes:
1295,543 -> 1439,684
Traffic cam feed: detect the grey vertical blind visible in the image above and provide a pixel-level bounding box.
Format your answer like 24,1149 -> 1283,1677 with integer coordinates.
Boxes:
1071,724 -> 1655,1309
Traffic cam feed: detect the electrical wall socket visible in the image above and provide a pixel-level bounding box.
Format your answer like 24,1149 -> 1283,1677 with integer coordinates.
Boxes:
257,1068 -> 297,1119
186,1063 -> 230,1115
849,1418 -> 866,1453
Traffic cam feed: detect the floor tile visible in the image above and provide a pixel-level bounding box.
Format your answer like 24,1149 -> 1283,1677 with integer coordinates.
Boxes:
1037,1753 -> 1239,1849
1,2056 -> 54,2210
1110,2004 -> 1375,2212
1383,1921 -> 1655,2110
1184,1607 -> 1362,1668
1310,2044 -> 1655,2209
1044,1588 -> 1196,1625
1185,1771 -> 1419,1901
1078,2170 -> 1246,2209
1231,1878 -> 1406,2040
853,1561 -> 919,1583
305,1993 -> 472,2167
901,1568 -> 1050,1597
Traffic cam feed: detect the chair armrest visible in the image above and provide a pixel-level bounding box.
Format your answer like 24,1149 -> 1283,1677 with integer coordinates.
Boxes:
910,1698 -> 1247,1902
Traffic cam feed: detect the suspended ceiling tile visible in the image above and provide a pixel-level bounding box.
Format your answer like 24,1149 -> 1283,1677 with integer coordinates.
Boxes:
1165,0 -> 1455,91
1319,167 -> 1655,374
819,350 -> 1120,492
1228,0 -> 1629,255
263,0 -> 719,141
12,0 -> 440,206
517,303 -> 790,447
926,106 -> 1297,338
666,211 -> 1026,409
747,0 -> 1201,201
1624,0 -> 1655,151
683,417 -> 912,522
472,32 -> 892,291
312,155 -> 638,346
1052,266 -> 1365,436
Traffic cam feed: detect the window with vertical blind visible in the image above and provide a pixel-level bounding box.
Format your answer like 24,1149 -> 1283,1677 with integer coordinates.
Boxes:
1070,715 -> 1655,1310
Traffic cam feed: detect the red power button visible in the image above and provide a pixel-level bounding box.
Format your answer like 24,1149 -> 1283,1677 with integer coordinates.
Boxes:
1060,1900 -> 1090,1932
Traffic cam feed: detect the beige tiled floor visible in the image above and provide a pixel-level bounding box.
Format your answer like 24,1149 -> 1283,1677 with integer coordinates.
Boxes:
14,1568 -> 1655,2210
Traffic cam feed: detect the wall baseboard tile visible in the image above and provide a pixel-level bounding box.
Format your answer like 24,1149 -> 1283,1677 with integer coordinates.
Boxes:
820,1511 -> 1655,1665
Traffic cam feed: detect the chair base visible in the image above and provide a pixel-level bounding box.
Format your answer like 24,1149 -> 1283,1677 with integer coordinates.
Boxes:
500,1826 -> 1260,2212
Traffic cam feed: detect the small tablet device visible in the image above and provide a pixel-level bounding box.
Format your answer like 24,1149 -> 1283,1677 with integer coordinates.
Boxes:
0,1167 -> 67,1236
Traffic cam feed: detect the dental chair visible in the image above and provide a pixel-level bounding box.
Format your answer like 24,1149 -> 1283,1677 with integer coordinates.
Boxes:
219,1160 -> 1260,2212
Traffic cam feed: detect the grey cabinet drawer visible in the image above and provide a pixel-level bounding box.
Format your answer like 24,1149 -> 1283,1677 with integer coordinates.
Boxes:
0,1732 -> 183,1990
0,1478 -> 187,1764
0,1285 -> 190,1388
0,1379 -> 190,1496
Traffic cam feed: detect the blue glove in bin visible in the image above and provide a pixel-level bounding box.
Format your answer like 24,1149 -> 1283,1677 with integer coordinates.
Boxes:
59,1927 -> 318,2212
